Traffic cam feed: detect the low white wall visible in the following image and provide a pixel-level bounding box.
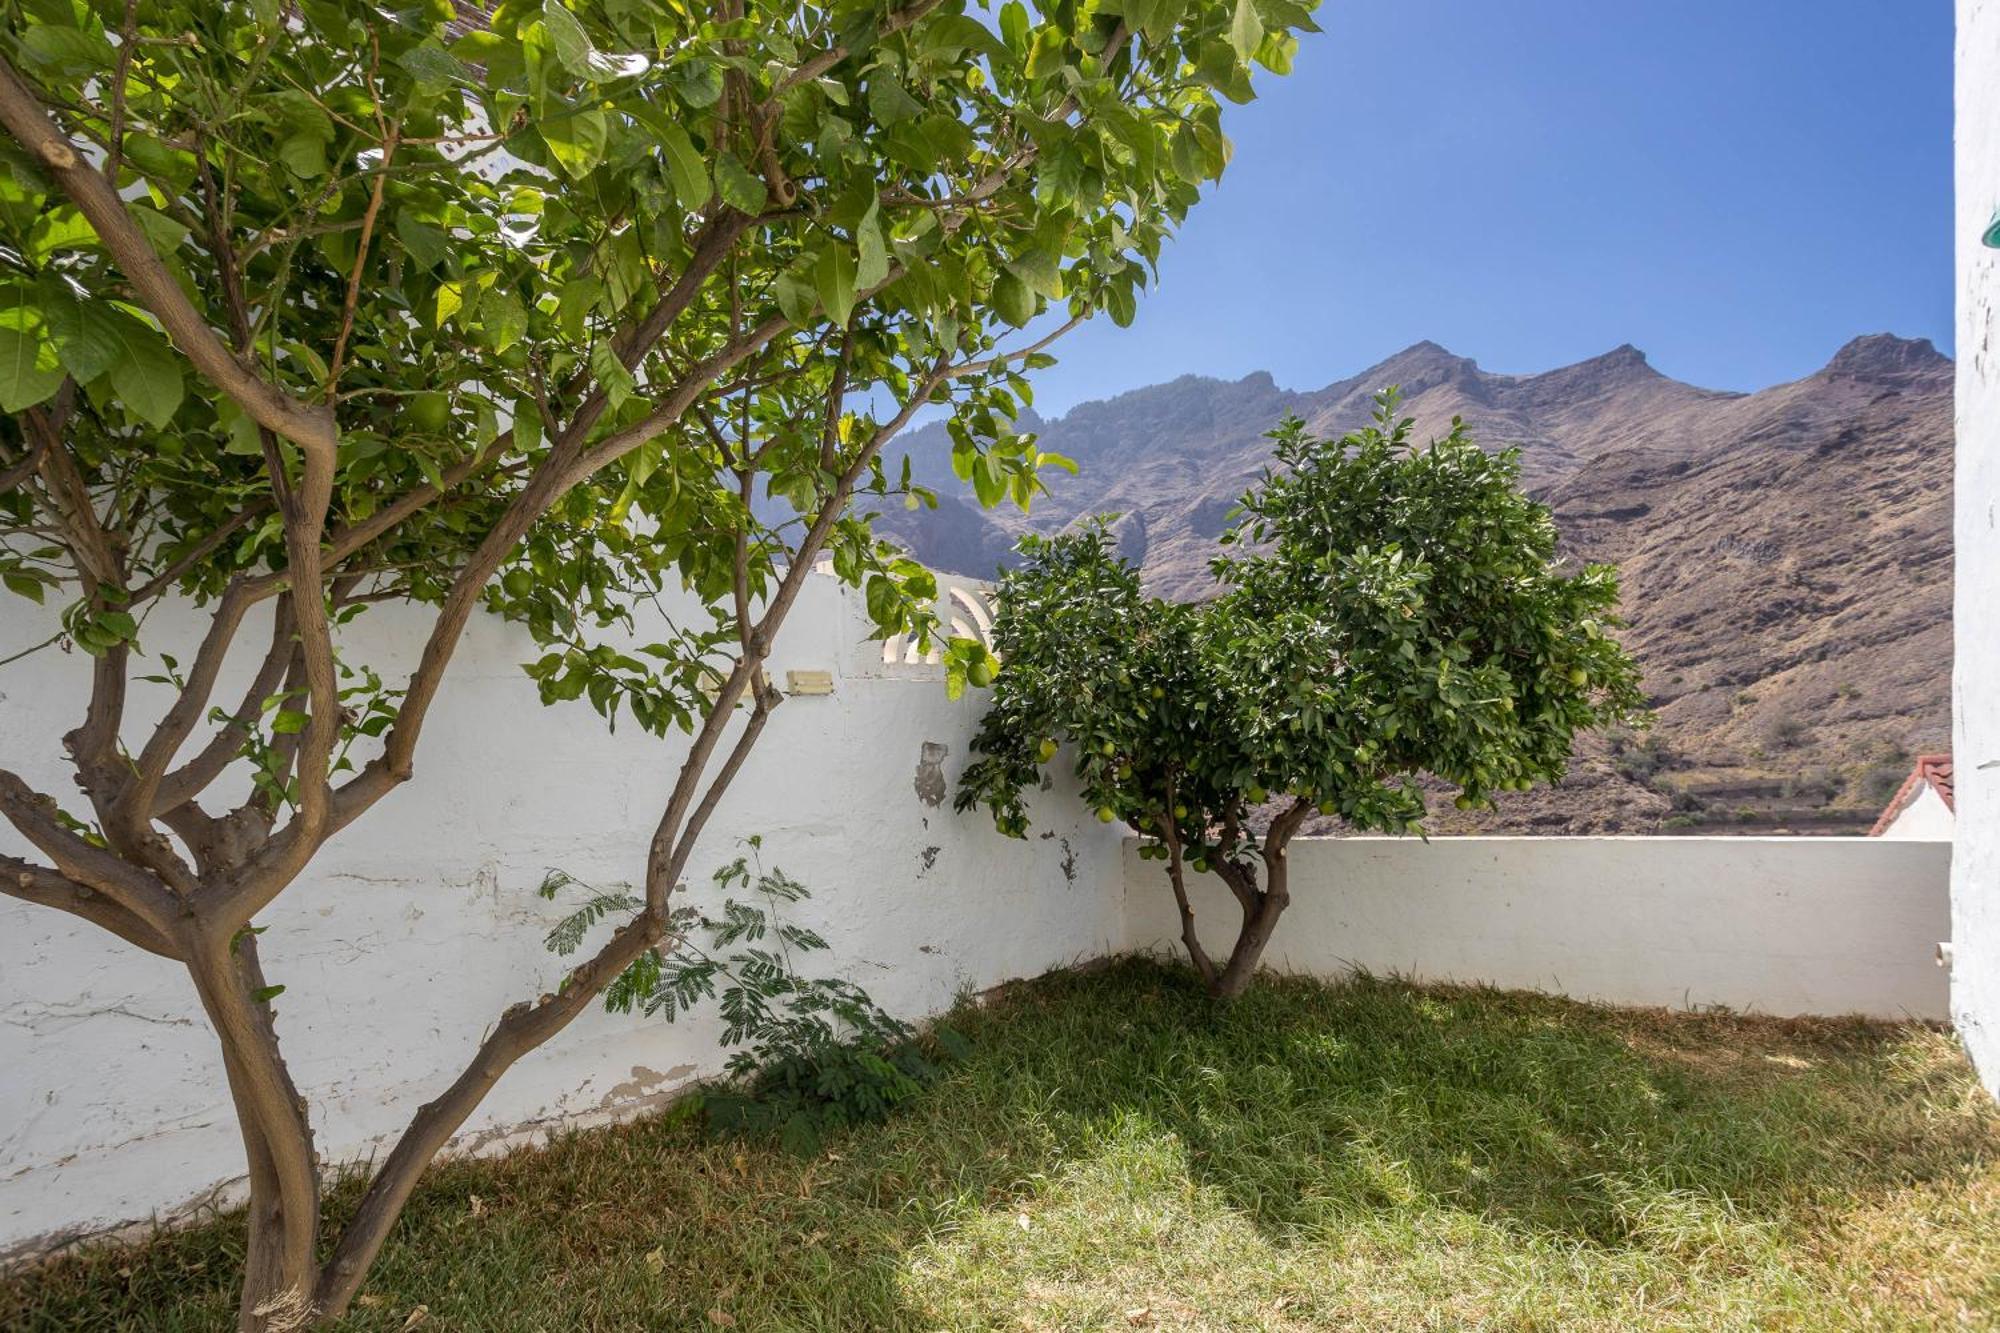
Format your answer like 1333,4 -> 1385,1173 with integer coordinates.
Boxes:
1122,837 -> 1953,1021
0,574 -> 1123,1260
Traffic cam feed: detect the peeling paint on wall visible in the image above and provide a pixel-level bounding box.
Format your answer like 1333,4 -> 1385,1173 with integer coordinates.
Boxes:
913,740 -> 949,806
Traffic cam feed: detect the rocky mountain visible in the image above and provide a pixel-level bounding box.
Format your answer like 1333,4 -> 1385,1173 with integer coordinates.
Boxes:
880,334 -> 1955,834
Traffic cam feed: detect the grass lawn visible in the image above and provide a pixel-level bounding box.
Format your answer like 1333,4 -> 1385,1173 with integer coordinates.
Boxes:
5,958 -> 1996,1331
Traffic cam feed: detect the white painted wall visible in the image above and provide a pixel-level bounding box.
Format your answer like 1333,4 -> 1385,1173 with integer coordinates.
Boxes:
1122,837 -> 1953,1021
1956,0 -> 2000,1094
1881,784 -> 1957,841
0,574 -> 1124,1259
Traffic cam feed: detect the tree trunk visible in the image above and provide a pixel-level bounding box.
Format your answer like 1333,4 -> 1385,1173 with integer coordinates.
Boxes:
186,932 -> 323,1332
1186,820 -> 1298,1001
1207,883 -> 1288,999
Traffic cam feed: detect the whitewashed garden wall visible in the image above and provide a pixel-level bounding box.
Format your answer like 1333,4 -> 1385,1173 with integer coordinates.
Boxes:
0,573 -> 1124,1259
0,572 -> 1959,1257
1123,837 -> 1950,1021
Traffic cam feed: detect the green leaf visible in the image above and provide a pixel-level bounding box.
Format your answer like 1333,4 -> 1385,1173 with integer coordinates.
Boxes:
590,340 -> 637,409
657,121 -> 711,209
20,25 -> 115,74
27,208 -> 97,260
107,322 -> 185,428
128,206 -> 190,257
395,209 -> 451,270
542,106 -> 608,179
1008,249 -> 1062,301
774,263 -> 819,325
42,296 -> 123,383
435,279 -> 464,327
715,153 -> 768,215
816,245 -> 857,327
868,74 -> 923,125
398,39 -> 474,88
856,199 -> 890,290
1228,0 -> 1265,61
0,326 -> 63,412
481,289 -> 528,353
541,2 -> 596,76
4,572 -> 46,603
999,1 -> 1030,51
271,710 -> 310,735
278,133 -> 329,179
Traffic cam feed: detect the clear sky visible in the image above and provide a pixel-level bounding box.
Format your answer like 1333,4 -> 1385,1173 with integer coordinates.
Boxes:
1023,0 -> 1954,418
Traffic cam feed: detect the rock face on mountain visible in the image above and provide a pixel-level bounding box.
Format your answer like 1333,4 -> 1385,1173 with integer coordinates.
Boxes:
881,334 -> 1954,834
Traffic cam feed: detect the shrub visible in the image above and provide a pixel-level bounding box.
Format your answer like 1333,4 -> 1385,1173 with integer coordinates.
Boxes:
542,842 -> 959,1155
1767,713 -> 1808,749
958,396 -> 1645,998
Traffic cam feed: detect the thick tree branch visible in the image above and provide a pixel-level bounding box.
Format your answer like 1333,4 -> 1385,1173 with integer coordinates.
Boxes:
153,600 -> 297,816
0,853 -> 178,957
0,769 -> 180,935
0,55 -> 337,460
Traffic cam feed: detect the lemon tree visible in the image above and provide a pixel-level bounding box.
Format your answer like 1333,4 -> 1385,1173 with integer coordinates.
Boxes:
958,394 -> 1645,997
0,0 -> 1317,1322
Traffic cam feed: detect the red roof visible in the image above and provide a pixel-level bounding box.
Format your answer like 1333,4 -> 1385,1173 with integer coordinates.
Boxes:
1868,754 -> 1954,836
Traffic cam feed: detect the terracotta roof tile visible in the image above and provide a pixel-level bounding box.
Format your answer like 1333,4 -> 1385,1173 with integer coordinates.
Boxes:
1867,754 -> 1953,836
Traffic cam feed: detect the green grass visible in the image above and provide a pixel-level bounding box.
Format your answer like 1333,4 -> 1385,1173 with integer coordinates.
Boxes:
6,958 -> 1997,1331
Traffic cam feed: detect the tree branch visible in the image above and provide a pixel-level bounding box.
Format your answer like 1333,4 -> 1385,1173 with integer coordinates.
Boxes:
0,55 -> 337,460
0,853 -> 178,958
0,769 -> 180,935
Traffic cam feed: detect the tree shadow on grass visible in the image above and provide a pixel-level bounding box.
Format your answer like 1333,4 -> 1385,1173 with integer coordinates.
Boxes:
3,956 -> 1993,1331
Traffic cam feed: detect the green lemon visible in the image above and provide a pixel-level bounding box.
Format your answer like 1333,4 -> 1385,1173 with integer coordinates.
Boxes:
408,391 -> 451,433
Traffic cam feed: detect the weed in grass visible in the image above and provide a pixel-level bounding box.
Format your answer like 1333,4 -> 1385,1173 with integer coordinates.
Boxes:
4,958 -> 1995,1331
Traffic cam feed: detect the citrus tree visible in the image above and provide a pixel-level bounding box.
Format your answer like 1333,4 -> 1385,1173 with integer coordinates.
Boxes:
0,0 -> 1317,1324
957,396 -> 1646,998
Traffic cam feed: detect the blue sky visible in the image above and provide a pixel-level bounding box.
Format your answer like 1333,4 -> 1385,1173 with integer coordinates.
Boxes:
1023,0 -> 1954,417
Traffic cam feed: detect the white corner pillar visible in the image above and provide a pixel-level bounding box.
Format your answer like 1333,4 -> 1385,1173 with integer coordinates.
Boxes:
1953,0 -> 2000,1093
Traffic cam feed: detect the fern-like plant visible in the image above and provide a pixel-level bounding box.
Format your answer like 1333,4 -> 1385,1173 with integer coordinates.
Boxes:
540,839 -> 964,1154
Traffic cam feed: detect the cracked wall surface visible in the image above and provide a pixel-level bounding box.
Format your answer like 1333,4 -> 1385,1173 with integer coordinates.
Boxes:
1957,0 -> 2000,1094
0,572 -> 1126,1259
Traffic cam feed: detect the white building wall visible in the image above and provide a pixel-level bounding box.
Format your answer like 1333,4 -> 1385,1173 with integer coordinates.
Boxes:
1881,784 -> 1957,841
1956,0 -> 2000,1094
0,575 -> 1125,1260
1122,837 -> 1952,1021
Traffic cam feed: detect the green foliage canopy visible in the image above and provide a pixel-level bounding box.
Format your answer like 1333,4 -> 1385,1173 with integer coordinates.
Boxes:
959,395 -> 1648,871
0,0 -> 1317,739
